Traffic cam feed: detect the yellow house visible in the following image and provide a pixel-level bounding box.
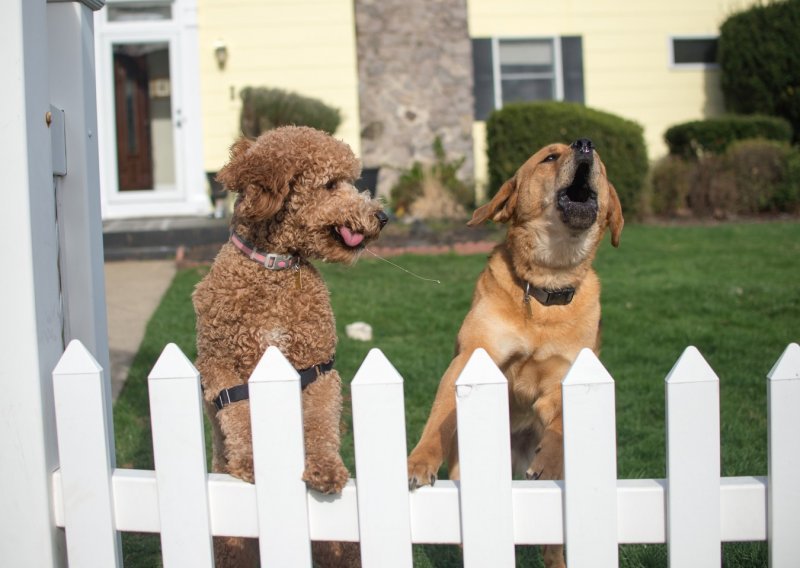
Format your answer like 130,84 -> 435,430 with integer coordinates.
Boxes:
93,0 -> 755,218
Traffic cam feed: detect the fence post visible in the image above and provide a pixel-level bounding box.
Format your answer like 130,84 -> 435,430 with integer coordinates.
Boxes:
249,346 -> 312,567
456,348 -> 515,567
53,340 -> 122,567
767,343 -> 800,567
148,344 -> 214,567
351,348 -> 413,567
665,346 -> 721,567
562,348 -> 618,567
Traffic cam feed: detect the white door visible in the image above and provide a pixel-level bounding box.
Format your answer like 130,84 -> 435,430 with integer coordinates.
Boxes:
95,0 -> 206,219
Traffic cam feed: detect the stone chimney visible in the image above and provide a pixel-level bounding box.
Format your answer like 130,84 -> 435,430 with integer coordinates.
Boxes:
354,0 -> 475,199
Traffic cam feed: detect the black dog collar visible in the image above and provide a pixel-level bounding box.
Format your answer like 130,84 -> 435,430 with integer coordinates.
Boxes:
524,282 -> 576,307
212,357 -> 335,411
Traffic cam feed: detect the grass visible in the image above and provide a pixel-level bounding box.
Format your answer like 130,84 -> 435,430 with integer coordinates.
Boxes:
114,221 -> 800,567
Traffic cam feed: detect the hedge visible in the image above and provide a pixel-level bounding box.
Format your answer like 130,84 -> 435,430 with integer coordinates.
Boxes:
650,139 -> 800,217
664,115 -> 793,158
486,101 -> 648,216
239,87 -> 341,138
718,0 -> 800,141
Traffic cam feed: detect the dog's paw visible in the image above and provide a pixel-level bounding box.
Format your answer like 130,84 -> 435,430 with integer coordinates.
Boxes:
303,454 -> 349,494
407,457 -> 438,491
525,430 -> 564,481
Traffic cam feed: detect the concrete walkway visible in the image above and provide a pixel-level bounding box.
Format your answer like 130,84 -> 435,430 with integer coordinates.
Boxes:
104,259 -> 176,400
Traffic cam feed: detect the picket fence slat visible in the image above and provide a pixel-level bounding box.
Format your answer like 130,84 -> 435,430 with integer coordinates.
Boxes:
767,342 -> 800,567
351,349 -> 413,567
52,340 -> 122,568
249,346 -> 312,567
48,341 -> 800,567
455,348 -> 515,567
148,344 -> 214,567
665,346 -> 721,567
562,349 -> 619,567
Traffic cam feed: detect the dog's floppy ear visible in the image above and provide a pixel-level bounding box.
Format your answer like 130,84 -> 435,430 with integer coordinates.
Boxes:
216,137 -> 294,220
606,182 -> 624,247
467,176 -> 518,226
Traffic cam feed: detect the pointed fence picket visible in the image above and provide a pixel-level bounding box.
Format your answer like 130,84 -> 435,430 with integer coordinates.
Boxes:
562,348 -> 618,567
665,346 -> 721,567
147,344 -> 214,567
49,341 -> 800,568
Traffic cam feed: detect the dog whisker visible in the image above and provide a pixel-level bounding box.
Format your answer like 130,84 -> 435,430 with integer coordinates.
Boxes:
364,247 -> 441,284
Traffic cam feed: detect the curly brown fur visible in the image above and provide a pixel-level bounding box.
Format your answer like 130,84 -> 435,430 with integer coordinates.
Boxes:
194,126 -> 386,567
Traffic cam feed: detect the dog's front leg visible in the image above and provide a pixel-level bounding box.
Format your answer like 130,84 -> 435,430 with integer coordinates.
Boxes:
301,370 -> 350,494
525,392 -> 564,481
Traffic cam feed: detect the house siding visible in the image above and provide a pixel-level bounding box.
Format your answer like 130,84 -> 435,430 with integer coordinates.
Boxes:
467,0 -> 751,180
197,0 -> 361,173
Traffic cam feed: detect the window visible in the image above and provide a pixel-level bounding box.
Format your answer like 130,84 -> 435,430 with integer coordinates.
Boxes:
670,36 -> 718,68
106,0 -> 173,22
472,37 -> 584,120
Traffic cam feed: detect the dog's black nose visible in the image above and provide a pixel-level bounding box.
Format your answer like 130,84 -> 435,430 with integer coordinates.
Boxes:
375,210 -> 389,229
571,138 -> 594,155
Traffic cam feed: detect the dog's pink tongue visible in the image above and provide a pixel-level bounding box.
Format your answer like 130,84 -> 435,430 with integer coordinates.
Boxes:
339,226 -> 365,247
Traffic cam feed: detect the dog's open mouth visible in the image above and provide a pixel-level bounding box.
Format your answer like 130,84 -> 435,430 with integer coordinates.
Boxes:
556,162 -> 598,230
333,226 -> 366,249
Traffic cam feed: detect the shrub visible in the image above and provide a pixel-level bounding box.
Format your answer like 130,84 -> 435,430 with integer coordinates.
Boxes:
649,156 -> 695,216
652,139 -> 800,217
486,101 -> 648,216
723,139 -> 800,214
718,0 -> 800,141
239,87 -> 342,137
664,115 -> 793,158
390,137 -> 474,218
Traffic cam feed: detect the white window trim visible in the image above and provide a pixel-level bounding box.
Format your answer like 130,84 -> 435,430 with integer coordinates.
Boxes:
669,35 -> 719,70
491,36 -> 563,110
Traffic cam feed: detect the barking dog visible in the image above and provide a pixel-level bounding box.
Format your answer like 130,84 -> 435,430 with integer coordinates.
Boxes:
194,126 -> 387,566
407,139 -> 623,568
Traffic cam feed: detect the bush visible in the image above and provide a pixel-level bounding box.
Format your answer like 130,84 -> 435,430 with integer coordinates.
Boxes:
664,115 -> 793,158
651,139 -> 800,217
718,0 -> 800,141
649,156 -> 695,216
239,87 -> 342,137
390,137 -> 474,218
486,101 -> 648,216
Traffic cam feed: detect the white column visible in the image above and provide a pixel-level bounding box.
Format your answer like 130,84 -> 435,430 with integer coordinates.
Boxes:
0,1 -> 65,565
47,2 -> 110,378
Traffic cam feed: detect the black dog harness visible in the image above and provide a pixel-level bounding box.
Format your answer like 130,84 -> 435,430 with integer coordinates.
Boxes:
212,358 -> 335,411
212,231 -> 335,411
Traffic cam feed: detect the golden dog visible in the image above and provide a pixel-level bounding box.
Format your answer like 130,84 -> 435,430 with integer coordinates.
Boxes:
407,139 -> 623,568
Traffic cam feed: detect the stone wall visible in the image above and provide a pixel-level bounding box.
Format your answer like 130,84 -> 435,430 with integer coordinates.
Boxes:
354,0 -> 474,199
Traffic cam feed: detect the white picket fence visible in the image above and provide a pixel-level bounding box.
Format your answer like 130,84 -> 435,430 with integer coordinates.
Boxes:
51,340 -> 800,567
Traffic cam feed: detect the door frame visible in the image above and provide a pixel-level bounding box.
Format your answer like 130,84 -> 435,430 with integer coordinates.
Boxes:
94,0 -> 206,219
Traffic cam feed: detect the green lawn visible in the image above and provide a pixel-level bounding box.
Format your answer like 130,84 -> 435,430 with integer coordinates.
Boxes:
115,221 -> 800,567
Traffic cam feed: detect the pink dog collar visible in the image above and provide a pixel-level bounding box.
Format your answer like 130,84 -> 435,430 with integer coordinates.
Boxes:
230,231 -> 300,270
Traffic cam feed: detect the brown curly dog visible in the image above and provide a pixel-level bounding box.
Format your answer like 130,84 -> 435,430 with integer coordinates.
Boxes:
193,126 -> 387,567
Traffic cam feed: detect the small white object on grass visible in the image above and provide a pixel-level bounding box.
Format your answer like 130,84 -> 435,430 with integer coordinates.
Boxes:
346,322 -> 373,342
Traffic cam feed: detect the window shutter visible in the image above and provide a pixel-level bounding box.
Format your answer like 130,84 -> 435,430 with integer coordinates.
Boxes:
472,38 -> 495,120
560,36 -> 585,104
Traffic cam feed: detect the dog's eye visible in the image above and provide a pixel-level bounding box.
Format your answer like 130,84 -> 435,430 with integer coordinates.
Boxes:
543,154 -> 559,163
325,179 -> 339,190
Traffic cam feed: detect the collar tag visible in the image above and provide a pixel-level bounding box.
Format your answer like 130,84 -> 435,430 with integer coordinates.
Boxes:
231,232 -> 299,270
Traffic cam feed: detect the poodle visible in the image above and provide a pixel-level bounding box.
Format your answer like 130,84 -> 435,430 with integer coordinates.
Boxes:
193,126 -> 387,566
